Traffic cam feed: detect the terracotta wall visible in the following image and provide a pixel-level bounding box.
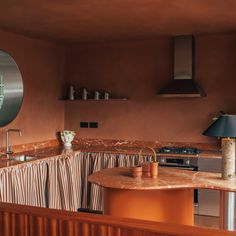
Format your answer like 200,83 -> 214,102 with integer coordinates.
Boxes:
64,34 -> 236,143
3,30 -> 235,146
0,30 -> 65,146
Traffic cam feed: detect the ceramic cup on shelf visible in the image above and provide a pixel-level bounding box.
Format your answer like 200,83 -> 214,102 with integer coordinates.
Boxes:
140,162 -> 151,177
60,130 -> 76,148
94,91 -> 100,100
82,88 -> 89,100
104,92 -> 110,100
131,166 -> 142,178
68,85 -> 75,100
150,162 -> 159,179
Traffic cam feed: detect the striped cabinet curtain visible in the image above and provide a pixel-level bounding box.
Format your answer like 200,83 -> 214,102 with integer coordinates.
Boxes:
0,151 -> 153,212
89,153 -> 117,210
47,153 -> 82,211
77,152 -> 153,211
0,161 -> 47,207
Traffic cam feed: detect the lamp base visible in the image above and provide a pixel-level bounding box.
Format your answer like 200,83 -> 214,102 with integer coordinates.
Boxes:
222,138 -> 235,180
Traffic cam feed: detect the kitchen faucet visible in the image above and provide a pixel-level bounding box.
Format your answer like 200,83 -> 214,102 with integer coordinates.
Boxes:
6,129 -> 22,156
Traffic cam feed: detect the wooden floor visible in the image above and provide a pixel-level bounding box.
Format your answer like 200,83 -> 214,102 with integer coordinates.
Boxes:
194,215 -> 236,229
195,215 -> 220,229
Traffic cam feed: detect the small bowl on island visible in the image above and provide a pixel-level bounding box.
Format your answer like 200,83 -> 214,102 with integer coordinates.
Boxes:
131,166 -> 143,178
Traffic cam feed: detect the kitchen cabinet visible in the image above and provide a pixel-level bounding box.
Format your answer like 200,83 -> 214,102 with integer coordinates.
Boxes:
0,151 -> 153,212
198,158 -> 236,217
198,189 -> 220,216
198,158 -> 221,216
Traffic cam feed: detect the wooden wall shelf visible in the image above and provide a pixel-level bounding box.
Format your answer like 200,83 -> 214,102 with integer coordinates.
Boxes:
63,98 -> 129,102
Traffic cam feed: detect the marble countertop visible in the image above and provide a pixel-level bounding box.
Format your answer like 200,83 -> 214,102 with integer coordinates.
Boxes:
0,138 -> 222,169
88,167 -> 236,192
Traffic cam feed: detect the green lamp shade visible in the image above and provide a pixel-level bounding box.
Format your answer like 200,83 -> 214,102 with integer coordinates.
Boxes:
203,114 -> 236,138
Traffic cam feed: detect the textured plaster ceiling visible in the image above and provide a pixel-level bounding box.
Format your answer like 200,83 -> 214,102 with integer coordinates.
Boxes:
1,0 -> 236,42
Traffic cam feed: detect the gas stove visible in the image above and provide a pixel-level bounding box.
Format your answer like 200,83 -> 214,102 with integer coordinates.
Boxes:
158,146 -> 201,155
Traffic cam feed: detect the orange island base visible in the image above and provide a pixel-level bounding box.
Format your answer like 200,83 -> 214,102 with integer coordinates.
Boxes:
88,167 -> 236,226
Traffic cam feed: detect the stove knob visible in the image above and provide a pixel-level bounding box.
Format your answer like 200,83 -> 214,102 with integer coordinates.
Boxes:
160,158 -> 165,163
185,159 -> 190,165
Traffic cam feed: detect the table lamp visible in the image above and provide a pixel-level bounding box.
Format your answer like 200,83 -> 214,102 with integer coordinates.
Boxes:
203,114 -> 236,180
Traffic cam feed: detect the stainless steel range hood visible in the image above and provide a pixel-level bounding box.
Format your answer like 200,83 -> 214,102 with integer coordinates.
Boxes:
158,35 -> 206,98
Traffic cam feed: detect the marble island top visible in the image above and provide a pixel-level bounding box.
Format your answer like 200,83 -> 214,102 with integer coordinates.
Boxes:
88,167 -> 236,192
0,138 -> 222,169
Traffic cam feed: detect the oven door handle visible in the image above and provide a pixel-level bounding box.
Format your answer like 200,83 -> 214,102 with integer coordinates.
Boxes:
159,164 -> 197,171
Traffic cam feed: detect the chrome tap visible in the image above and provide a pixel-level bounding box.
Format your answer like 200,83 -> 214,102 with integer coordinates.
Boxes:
6,129 -> 22,155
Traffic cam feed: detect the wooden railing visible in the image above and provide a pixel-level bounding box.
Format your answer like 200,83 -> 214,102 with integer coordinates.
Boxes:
0,202 -> 235,236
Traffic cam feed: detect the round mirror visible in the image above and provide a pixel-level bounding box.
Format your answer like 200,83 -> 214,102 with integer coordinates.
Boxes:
0,50 -> 23,127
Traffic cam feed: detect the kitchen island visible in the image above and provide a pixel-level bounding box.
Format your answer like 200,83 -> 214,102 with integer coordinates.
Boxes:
89,167 -> 236,229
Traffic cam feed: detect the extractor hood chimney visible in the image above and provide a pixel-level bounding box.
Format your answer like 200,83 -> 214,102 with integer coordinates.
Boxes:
158,35 -> 206,98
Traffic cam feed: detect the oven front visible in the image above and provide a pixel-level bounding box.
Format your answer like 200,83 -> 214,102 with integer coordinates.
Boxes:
158,157 -> 199,214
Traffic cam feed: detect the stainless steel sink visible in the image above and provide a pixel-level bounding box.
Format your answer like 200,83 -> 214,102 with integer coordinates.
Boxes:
13,155 -> 37,162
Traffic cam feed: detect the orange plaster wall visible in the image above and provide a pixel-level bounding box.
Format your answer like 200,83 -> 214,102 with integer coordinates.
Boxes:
64,34 -> 236,143
0,30 -> 65,146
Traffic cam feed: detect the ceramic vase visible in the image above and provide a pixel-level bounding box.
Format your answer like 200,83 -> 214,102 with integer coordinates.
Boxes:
60,130 -> 75,148
141,162 -> 151,177
150,162 -> 159,179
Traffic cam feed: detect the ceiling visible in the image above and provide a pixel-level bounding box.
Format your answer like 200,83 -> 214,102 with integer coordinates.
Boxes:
1,0 -> 236,42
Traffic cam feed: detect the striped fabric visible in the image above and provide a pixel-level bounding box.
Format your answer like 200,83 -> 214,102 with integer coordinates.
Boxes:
47,153 -> 82,211
0,151 -> 153,212
78,152 -> 153,211
90,153 -> 117,210
0,161 -> 47,207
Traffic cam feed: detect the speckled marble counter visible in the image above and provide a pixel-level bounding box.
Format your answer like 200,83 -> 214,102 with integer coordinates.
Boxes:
89,167 -> 236,192
0,138 -> 222,169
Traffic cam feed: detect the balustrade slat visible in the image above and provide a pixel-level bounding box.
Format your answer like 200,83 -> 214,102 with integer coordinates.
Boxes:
67,220 -> 74,236
16,214 -> 26,236
34,216 -> 44,236
90,223 -> 96,236
3,212 -> 10,236
82,223 -> 90,236
73,221 -> 79,236
24,215 -> 29,236
108,226 -> 121,236
0,212 -> 3,235
51,218 -> 58,236
10,213 -> 15,236
99,224 -> 108,236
